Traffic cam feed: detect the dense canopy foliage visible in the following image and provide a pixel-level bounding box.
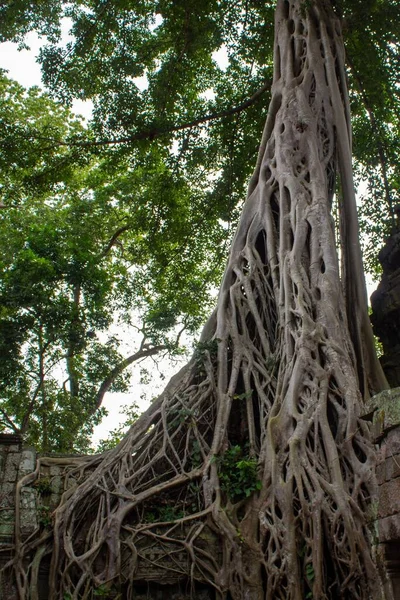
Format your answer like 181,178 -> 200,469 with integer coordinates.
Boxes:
0,73 -> 223,451
0,0 -> 399,450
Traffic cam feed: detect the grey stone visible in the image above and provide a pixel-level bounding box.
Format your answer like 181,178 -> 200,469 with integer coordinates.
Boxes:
379,515 -> 400,543
0,509 -> 14,523
379,479 -> 400,518
20,489 -> 37,510
0,522 -> 14,537
0,483 -> 16,508
7,445 -> 21,454
379,454 -> 400,482
18,450 -> 35,476
364,387 -> 400,442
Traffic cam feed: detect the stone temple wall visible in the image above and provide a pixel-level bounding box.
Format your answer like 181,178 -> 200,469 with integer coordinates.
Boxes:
367,388 -> 400,599
0,435 -> 37,547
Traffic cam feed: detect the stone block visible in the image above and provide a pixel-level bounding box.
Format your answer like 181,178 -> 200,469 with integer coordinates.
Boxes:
6,444 -> 21,454
384,429 -> 400,455
379,478 -> 400,518
364,387 -> 400,441
20,489 -> 37,510
20,509 -> 37,533
50,475 -> 62,494
49,465 -> 62,477
379,514 -> 400,543
0,483 -> 16,508
0,522 -> 14,537
18,449 -> 35,476
3,454 -> 20,483
0,509 -> 15,523
381,454 -> 400,482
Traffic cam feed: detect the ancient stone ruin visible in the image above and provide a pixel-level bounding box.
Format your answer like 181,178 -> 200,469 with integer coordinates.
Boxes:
371,213 -> 400,388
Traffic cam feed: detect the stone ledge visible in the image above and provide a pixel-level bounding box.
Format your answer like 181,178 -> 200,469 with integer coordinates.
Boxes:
379,515 -> 400,544
363,387 -> 400,442
0,434 -> 22,449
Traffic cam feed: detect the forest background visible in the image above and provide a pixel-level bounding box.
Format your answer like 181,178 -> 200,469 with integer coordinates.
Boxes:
0,0 -> 399,453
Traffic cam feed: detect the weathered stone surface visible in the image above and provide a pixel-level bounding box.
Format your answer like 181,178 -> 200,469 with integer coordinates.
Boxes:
3,454 -> 20,483
370,227 -> 400,388
364,387 -> 400,441
20,488 -> 37,510
18,449 -> 35,476
0,483 -> 16,508
0,522 -> 14,537
378,479 -> 400,519
379,515 -> 400,544
377,454 -> 400,483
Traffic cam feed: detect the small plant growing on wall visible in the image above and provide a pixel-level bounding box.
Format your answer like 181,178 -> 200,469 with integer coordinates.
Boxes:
215,445 -> 261,502
33,477 -> 52,495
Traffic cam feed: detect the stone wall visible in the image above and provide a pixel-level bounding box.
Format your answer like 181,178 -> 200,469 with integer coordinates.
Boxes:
0,435 -> 37,546
366,388 -> 400,600
370,225 -> 400,388
0,435 -> 38,599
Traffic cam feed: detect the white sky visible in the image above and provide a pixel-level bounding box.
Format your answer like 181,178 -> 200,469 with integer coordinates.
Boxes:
0,31 -> 379,446
0,31 -> 93,120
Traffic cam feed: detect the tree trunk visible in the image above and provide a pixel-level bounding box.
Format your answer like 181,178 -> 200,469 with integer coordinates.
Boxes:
12,0 -> 389,598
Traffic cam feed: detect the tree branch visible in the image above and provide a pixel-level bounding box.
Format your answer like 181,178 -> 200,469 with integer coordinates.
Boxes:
91,344 -> 168,415
100,225 -> 131,257
32,81 -> 272,148
0,408 -> 19,433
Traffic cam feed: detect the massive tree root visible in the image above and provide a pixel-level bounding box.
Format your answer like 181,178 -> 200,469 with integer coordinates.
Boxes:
10,0 -> 389,598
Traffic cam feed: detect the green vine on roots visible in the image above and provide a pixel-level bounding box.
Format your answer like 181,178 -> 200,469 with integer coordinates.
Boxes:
5,0 -> 388,598
215,446 -> 261,502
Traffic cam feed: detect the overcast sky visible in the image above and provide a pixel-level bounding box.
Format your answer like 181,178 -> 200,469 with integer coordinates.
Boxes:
0,30 -> 93,120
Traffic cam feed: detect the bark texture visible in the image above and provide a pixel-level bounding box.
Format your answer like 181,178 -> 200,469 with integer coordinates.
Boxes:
8,0 -> 388,598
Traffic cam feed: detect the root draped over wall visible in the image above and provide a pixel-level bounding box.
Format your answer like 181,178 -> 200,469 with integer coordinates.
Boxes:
8,0 -> 388,598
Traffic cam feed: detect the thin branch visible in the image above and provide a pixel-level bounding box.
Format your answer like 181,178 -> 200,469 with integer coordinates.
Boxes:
31,81 -> 272,148
0,408 -> 19,433
100,225 -> 131,257
91,344 -> 168,414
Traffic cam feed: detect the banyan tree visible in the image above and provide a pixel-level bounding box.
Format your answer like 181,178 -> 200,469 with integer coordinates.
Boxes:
8,0 -> 390,598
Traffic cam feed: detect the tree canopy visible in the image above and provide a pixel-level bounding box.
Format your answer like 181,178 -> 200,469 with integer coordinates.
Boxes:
0,72 -> 223,451
0,0 -> 399,451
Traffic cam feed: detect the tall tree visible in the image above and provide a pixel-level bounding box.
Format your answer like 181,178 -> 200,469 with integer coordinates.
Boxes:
0,73 -> 222,451
8,0 -> 393,598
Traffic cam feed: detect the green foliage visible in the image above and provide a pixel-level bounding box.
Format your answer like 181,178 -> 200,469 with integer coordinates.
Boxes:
93,585 -> 110,597
190,441 -> 203,468
216,445 -> 261,502
305,562 -> 315,598
194,338 -> 221,365
143,505 -> 184,523
33,477 -> 52,495
37,505 -> 52,527
96,403 -> 140,452
0,72 -> 227,452
1,0 -> 397,283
